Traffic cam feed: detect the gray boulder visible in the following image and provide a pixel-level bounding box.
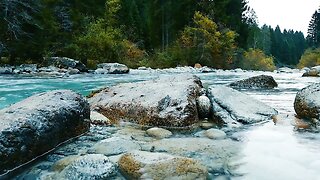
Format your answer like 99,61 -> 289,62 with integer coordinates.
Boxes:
96,63 -> 129,74
0,90 -> 90,174
88,74 -> 202,128
197,95 -> 212,118
14,64 -> 38,74
302,66 -> 320,77
47,57 -> 87,72
229,75 -> 278,89
208,86 -> 278,125
89,137 -> 141,156
38,66 -> 59,73
0,66 -> 13,74
294,83 -> 320,120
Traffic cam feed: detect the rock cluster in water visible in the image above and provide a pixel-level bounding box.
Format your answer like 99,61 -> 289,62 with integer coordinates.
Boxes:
0,57 -> 131,76
0,73 -> 286,179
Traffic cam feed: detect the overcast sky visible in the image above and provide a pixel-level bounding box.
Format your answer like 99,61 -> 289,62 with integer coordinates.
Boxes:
248,0 -> 319,36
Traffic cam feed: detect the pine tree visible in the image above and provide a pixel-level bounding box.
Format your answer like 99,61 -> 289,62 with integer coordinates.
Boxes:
307,9 -> 320,47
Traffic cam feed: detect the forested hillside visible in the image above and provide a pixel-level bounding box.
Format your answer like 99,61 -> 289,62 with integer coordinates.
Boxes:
0,0 -> 308,70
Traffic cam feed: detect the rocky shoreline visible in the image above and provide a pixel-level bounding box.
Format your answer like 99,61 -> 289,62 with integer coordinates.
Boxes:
0,56 -> 315,78
0,66 -> 319,179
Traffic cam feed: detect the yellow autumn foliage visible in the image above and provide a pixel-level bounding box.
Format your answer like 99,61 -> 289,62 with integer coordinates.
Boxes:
174,11 -> 237,69
297,48 -> 320,68
241,48 -> 276,71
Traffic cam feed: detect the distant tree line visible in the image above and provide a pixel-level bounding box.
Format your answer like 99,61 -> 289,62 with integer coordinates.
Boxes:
0,0 -> 310,70
248,24 -> 306,66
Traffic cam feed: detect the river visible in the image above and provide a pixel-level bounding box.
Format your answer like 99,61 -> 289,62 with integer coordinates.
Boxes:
1,69 -> 319,179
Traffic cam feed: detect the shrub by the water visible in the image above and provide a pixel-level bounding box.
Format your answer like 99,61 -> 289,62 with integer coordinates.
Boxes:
240,48 -> 276,71
297,48 -> 320,68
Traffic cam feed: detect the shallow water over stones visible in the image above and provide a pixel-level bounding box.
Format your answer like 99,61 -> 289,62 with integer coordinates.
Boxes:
1,69 -> 320,179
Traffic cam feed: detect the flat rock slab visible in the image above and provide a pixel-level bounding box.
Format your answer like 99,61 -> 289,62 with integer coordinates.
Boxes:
209,86 -> 278,125
0,90 -> 90,174
141,137 -> 240,173
229,75 -> 278,89
294,83 -> 320,120
88,74 -> 202,128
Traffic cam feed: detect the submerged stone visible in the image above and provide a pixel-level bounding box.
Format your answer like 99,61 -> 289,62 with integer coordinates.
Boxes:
89,137 -> 141,156
142,137 -> 240,173
118,150 -> 208,179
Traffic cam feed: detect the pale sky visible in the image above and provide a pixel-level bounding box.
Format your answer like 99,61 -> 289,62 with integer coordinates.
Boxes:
248,0 -> 319,36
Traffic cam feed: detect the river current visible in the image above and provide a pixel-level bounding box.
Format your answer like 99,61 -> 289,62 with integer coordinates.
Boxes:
1,69 -> 320,179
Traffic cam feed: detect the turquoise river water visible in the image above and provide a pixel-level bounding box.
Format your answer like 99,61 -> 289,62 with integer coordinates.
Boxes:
1,69 -> 320,179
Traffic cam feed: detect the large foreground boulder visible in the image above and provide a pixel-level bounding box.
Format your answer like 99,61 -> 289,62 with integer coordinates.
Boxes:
47,57 -> 87,72
88,74 -> 202,128
95,63 -> 129,74
118,150 -> 208,179
229,75 -> 278,89
208,86 -> 278,125
294,83 -> 320,120
0,90 -> 90,174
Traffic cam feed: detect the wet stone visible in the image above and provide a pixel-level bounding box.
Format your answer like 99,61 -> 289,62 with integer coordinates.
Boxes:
58,154 -> 117,179
89,137 -> 141,156
204,129 -> 227,139
146,127 -> 173,139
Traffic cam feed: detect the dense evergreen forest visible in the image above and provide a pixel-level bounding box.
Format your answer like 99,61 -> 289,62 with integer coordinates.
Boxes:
0,0 -> 314,70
